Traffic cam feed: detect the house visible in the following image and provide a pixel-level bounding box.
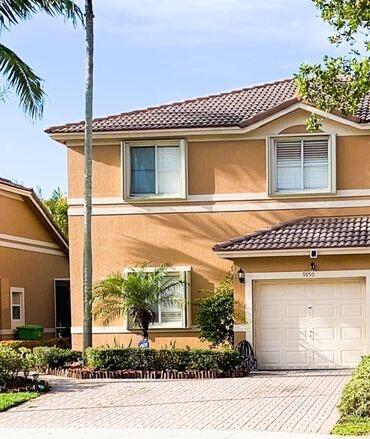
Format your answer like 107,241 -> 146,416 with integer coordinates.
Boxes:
46,78 -> 370,369
0,178 -> 70,340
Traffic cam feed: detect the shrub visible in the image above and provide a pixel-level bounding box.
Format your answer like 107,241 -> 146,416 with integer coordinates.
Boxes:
0,338 -> 70,350
195,274 -> 238,347
0,346 -> 32,383
86,346 -> 241,372
32,347 -> 81,371
338,356 -> 370,417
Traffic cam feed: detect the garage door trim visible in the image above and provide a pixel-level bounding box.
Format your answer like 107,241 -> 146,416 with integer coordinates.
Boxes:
244,270 -> 370,363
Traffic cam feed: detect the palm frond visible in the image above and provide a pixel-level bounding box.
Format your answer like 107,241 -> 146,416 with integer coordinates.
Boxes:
0,0 -> 83,31
93,264 -> 185,332
0,43 -> 44,119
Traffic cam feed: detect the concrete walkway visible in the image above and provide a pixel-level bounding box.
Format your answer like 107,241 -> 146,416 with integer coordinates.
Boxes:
0,369 -> 351,434
0,428 -> 358,439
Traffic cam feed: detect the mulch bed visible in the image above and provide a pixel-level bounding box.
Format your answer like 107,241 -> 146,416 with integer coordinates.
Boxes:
46,367 -> 250,380
2,376 -> 50,393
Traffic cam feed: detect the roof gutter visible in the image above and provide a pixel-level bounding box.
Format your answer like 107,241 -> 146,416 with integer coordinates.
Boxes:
215,247 -> 370,259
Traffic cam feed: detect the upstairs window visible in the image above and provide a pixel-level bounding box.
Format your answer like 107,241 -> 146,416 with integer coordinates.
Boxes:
268,135 -> 336,195
123,140 -> 187,200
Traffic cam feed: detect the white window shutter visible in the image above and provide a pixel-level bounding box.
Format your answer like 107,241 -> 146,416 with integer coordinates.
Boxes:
157,146 -> 181,195
276,140 -> 302,191
303,139 -> 329,189
160,278 -> 185,326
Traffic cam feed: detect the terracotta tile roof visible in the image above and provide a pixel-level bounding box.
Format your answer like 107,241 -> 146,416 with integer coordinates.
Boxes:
0,177 -> 32,192
45,78 -> 370,134
213,216 -> 370,252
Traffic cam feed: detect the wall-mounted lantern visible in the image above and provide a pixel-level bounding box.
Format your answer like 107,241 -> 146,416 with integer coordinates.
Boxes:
237,268 -> 245,284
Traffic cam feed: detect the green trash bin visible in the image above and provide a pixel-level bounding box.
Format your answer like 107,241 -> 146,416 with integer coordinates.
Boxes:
16,325 -> 44,340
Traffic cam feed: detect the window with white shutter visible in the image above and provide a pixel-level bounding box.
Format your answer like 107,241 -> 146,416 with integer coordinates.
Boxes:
269,135 -> 335,195
126,267 -> 190,329
124,140 -> 187,200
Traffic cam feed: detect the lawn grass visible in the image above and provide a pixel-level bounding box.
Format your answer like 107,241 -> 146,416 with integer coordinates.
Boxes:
332,416 -> 370,436
0,392 -> 38,412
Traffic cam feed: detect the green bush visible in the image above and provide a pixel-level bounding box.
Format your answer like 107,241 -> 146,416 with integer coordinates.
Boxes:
86,346 -> 241,372
0,338 -> 70,350
338,356 -> 370,417
0,346 -> 32,383
195,274 -> 238,347
32,347 -> 80,371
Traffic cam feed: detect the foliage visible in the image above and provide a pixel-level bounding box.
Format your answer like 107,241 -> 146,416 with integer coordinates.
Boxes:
332,416 -> 370,436
42,188 -> 68,237
0,338 -> 70,350
0,392 -> 38,412
296,56 -> 370,118
195,274 -> 237,347
86,346 -> 241,373
0,0 -> 82,119
0,346 -> 33,383
295,0 -> 370,130
338,356 -> 370,418
32,347 -> 80,371
93,264 -> 183,339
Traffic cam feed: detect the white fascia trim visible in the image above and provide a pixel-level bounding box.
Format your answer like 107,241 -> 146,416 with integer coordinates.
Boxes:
48,102 -> 370,142
0,239 -> 66,256
0,233 -> 59,249
123,265 -> 192,273
67,189 -> 370,207
71,325 -> 199,334
0,327 -> 55,335
68,198 -> 370,216
216,247 -> 370,259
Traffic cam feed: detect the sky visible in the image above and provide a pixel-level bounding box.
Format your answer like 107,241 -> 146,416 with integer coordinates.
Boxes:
0,0 -> 347,197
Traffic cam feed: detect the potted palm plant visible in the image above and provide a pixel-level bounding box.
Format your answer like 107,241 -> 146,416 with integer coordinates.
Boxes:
93,264 -> 183,343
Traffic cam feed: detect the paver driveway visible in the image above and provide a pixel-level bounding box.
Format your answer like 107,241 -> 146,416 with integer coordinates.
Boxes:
0,369 -> 350,433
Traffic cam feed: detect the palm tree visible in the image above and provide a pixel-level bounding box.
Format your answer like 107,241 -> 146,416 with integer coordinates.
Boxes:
93,264 -> 184,339
0,0 -> 82,119
83,0 -> 94,355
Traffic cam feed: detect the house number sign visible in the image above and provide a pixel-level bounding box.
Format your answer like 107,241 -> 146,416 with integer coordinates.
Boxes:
302,271 -> 315,278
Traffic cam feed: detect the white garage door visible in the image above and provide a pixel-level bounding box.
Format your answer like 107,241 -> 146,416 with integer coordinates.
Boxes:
254,278 -> 366,369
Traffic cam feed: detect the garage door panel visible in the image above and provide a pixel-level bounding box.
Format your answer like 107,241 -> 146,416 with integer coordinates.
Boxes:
286,328 -> 308,342
338,282 -> 365,299
311,283 -> 336,299
312,350 -> 336,367
313,304 -> 335,318
340,303 -> 364,318
257,327 -> 281,342
312,327 -> 335,341
286,350 -> 309,367
285,304 -> 309,318
340,327 -> 364,341
256,303 -> 280,321
341,350 -> 364,367
254,279 -> 366,369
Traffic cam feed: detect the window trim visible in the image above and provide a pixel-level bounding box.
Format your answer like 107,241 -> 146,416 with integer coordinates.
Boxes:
267,133 -> 336,197
122,139 -> 188,202
123,265 -> 191,330
10,287 -> 25,329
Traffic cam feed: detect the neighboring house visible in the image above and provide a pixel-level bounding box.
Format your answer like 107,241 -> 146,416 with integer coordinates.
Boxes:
47,78 -> 370,369
0,178 -> 70,340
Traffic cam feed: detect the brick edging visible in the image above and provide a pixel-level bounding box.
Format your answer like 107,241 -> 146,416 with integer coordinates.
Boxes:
46,368 -> 249,380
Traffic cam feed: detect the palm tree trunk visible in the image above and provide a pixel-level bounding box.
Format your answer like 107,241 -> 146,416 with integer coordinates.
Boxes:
83,0 -> 94,357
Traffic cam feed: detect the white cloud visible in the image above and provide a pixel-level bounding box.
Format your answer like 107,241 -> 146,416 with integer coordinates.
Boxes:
93,0 -> 333,49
